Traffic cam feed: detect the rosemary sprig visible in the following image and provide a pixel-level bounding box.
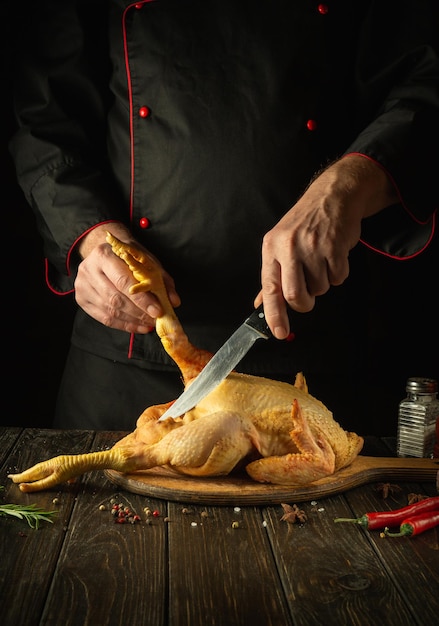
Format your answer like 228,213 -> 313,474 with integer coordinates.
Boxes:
0,486 -> 57,529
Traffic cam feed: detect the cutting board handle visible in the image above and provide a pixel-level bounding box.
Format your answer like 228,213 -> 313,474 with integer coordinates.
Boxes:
337,455 -> 438,483
105,456 -> 439,505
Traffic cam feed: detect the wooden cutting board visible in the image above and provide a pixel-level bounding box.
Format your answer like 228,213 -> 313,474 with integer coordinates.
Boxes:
104,456 -> 438,505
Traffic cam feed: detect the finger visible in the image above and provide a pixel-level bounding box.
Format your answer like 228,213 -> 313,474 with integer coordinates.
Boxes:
76,271 -> 156,333
75,282 -> 152,326
98,284 -> 157,330
296,244 -> 349,295
260,259 -> 291,339
279,232 -> 330,300
253,291 -> 263,308
261,229 -> 316,316
129,271 -> 181,316
109,251 -> 181,316
77,253 -> 160,330
326,253 -> 350,286
301,258 -> 331,297
278,257 -> 315,313
103,239 -> 182,312
163,271 -> 181,308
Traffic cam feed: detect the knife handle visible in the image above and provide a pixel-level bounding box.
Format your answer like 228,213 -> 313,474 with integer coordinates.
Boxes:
245,304 -> 272,338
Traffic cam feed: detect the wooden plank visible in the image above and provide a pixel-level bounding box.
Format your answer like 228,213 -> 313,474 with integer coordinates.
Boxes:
0,426 -> 22,465
166,502 -> 293,626
343,482 -> 439,626
0,429 -> 95,626
263,495 -> 420,626
2,430 -> 436,626
40,431 -> 168,626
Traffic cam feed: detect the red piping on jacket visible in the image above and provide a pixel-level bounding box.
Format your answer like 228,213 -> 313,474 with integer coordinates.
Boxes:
45,258 -> 75,296
123,1 -> 158,358
123,0 -> 157,225
45,220 -> 123,296
359,212 -> 436,260
345,152 -> 437,260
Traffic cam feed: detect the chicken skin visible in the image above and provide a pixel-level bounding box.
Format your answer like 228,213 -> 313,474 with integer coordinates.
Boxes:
9,233 -> 363,492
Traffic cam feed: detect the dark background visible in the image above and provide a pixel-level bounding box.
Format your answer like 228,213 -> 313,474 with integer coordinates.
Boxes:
3,0 -> 75,429
3,1 -> 437,435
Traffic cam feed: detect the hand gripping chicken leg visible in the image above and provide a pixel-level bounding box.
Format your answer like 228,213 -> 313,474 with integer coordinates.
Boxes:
9,233 -> 363,492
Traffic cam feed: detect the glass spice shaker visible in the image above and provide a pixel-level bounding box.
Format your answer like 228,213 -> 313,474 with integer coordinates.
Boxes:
397,377 -> 439,458
434,416 -> 439,458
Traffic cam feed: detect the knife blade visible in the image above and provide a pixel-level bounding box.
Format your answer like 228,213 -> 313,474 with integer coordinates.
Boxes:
158,303 -> 272,421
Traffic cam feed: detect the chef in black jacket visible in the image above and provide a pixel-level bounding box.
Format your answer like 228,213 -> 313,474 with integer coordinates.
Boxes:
9,0 -> 439,431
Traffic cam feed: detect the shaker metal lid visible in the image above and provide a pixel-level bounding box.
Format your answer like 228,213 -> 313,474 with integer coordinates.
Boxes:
406,377 -> 438,393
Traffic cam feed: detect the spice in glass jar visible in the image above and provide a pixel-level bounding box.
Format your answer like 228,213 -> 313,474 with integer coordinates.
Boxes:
397,377 -> 439,458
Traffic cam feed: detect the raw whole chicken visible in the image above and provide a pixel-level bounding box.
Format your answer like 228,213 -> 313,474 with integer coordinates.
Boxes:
9,233 -> 363,492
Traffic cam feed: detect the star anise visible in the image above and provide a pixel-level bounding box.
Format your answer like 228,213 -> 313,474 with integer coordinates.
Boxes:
407,492 -> 428,505
374,482 -> 402,499
280,503 -> 307,524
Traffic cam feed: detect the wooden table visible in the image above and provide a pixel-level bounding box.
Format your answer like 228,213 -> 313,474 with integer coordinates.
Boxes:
1,427 -> 438,626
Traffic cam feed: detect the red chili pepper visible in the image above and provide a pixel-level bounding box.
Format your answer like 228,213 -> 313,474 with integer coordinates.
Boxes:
334,495 -> 439,529
383,511 -> 439,537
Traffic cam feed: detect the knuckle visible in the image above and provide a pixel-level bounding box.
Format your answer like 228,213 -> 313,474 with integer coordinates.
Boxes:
282,285 -> 302,303
113,273 -> 132,293
108,290 -> 124,309
283,289 -> 314,313
101,312 -> 116,328
262,281 -> 282,297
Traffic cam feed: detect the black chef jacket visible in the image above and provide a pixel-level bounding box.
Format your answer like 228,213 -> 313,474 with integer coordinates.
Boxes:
9,0 -> 439,380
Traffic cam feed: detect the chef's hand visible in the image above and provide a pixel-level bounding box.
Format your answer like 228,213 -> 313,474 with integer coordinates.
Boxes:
256,154 -> 398,340
74,223 -> 181,334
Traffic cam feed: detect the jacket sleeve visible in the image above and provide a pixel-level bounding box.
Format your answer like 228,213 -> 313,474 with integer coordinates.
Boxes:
345,0 -> 439,258
9,0 -> 124,293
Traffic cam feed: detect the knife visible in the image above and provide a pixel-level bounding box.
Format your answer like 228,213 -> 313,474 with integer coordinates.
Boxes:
158,303 -> 272,421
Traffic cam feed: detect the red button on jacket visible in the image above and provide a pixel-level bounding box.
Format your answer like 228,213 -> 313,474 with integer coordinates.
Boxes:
139,106 -> 150,118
